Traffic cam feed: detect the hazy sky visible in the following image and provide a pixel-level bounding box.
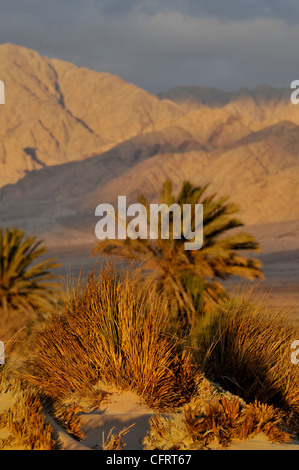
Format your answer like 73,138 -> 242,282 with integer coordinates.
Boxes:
0,0 -> 299,93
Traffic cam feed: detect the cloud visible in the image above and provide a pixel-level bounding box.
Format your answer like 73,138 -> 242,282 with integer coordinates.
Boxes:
94,0 -> 299,23
0,0 -> 298,92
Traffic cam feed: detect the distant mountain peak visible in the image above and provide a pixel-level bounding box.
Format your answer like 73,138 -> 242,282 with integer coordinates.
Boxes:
0,43 -> 182,188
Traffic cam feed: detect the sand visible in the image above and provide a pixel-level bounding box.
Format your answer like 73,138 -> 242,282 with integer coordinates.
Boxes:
80,389 -> 155,450
43,389 -> 299,451
1,370 -> 298,451
1,242 -> 298,451
228,433 -> 299,450
47,389 -> 155,450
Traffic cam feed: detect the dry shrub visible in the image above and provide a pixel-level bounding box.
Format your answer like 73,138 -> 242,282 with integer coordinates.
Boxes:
0,305 -> 51,370
0,374 -> 56,450
49,401 -> 84,441
101,424 -> 135,450
0,308 -> 29,362
143,389 -> 290,450
239,401 -> 290,443
59,384 -> 108,413
199,287 -> 299,435
26,264 -> 197,410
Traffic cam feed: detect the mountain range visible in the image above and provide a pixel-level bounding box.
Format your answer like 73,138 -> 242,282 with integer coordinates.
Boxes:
0,43 -> 298,256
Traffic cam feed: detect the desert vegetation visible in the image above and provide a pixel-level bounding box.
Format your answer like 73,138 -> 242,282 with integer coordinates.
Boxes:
0,372 -> 57,450
0,183 -> 298,449
93,180 -> 263,335
26,265 -> 197,410
198,288 -> 299,435
0,227 -> 60,315
1,42 -> 299,451
143,388 -> 291,449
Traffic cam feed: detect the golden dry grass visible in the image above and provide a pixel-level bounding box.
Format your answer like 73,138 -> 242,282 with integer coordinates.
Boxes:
198,285 -> 299,436
101,423 -> 136,450
2,266 -> 298,449
0,373 -> 56,450
143,377 -> 291,450
26,264 -> 198,411
47,400 -> 84,441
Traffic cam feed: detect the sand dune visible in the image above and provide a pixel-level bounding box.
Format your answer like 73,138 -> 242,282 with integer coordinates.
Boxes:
43,389 -> 299,451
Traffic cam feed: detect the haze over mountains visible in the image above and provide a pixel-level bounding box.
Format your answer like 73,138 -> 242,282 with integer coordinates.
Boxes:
0,43 -> 299,256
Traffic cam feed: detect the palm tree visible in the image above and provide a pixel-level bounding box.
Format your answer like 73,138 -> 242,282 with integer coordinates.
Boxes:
0,227 -> 60,315
93,180 -> 263,331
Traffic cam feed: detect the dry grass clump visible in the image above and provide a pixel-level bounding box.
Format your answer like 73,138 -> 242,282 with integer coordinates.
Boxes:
143,384 -> 291,450
101,424 -> 135,450
199,287 -> 299,436
26,264 -> 198,410
0,305 -> 51,372
0,373 -> 56,450
58,384 -> 109,414
0,308 -> 28,363
47,400 -> 84,441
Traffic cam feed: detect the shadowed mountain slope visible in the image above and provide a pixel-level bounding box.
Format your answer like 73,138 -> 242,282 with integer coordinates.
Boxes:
0,44 -> 298,253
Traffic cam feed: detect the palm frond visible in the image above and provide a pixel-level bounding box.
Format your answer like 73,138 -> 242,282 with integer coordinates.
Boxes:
92,180 -> 263,333
0,227 -> 60,314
